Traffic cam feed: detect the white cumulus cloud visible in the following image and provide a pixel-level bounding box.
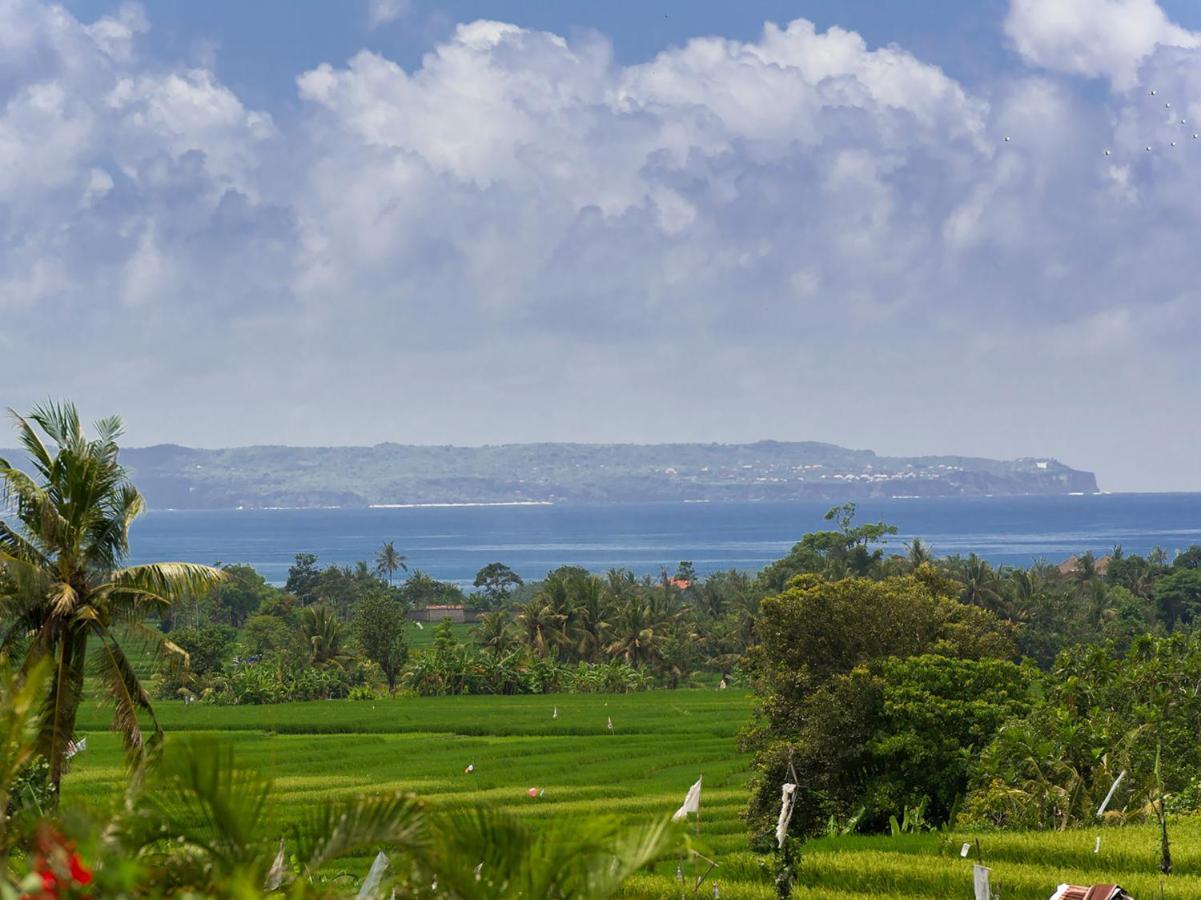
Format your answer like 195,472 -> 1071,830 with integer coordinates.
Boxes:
1006,0 -> 1201,89
3,2 -> 1201,489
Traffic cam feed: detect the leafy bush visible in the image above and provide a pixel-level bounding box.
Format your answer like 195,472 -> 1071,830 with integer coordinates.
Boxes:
742,569 -> 1018,843
964,633 -> 1201,829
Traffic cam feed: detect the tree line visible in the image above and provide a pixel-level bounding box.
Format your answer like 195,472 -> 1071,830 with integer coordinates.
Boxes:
746,504 -> 1201,877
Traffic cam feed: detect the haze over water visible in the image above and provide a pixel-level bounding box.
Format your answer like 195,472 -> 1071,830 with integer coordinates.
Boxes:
128,493 -> 1201,587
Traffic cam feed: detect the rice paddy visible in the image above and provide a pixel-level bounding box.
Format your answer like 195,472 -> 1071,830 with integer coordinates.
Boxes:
66,690 -> 762,896
64,690 -> 1201,898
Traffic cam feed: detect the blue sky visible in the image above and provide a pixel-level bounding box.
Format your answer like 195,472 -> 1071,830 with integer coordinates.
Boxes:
60,1 -> 1019,106
6,0 -> 1201,490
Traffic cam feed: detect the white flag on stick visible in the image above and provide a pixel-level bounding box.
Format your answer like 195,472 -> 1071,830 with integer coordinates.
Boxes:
775,783 -> 797,848
1097,769 -> 1126,817
264,839 -> 287,892
672,776 -> 703,822
972,864 -> 990,900
357,851 -> 390,899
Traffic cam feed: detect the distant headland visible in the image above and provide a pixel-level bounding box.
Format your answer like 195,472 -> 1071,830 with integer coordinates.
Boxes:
1,440 -> 1097,511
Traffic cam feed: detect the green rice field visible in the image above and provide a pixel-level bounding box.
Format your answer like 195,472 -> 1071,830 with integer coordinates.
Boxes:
65,689 -> 1201,898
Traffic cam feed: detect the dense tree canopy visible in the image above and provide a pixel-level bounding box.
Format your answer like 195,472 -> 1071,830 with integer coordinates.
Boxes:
741,569 -> 1016,842
965,634 -> 1201,830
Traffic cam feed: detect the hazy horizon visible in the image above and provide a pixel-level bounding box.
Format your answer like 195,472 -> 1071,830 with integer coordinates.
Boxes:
5,0 -> 1201,492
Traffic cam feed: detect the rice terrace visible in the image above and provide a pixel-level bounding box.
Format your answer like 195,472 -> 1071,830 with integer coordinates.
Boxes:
59,689 -> 1201,898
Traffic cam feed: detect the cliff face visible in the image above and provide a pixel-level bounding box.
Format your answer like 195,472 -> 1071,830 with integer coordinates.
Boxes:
20,440 -> 1096,510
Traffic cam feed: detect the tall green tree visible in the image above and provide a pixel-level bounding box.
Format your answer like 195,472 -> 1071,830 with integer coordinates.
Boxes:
742,567 -> 1016,840
1154,568 -> 1201,630
399,570 -> 466,609
605,597 -> 668,669
285,552 -> 320,605
0,403 -> 224,792
473,562 -> 523,608
208,563 -> 274,627
757,503 -> 898,589
354,593 -> 408,692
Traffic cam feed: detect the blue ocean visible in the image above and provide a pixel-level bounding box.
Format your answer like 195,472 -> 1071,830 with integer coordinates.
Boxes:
126,494 -> 1201,587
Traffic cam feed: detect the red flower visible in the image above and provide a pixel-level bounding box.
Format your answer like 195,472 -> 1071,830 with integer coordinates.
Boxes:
40,869 -> 57,892
68,854 -> 92,887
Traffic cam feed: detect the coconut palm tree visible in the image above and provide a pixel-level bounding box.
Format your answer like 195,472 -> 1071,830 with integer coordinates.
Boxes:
0,402 -> 224,793
1073,551 -> 1100,586
906,538 -> 932,569
514,596 -> 566,659
472,610 -> 518,658
570,575 -> 612,663
958,553 -> 1005,615
299,604 -> 352,669
605,598 -> 665,669
374,541 -> 407,585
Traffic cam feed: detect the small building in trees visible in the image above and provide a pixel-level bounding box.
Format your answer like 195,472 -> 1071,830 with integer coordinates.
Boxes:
407,604 -> 481,624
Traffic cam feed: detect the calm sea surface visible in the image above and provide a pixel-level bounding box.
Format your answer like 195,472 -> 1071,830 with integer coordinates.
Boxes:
126,494 -> 1201,587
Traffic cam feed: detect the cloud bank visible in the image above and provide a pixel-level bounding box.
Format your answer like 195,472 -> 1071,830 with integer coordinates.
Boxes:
2,0 -> 1201,490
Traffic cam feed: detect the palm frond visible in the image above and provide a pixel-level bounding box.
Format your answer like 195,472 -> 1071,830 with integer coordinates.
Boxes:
48,581 -> 78,618
27,400 -> 83,450
93,630 -> 158,762
139,737 -> 272,875
0,548 -> 49,591
419,807 -> 675,899
579,817 -> 675,897
0,465 -> 68,545
109,563 -> 226,604
116,619 -> 190,669
291,793 -> 425,876
0,520 -> 49,568
418,806 -> 530,899
86,483 -> 144,563
5,409 -> 54,481
92,414 -> 124,445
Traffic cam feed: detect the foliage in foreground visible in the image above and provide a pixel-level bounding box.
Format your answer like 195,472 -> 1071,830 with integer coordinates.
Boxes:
0,402 -> 224,793
2,730 -> 679,898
